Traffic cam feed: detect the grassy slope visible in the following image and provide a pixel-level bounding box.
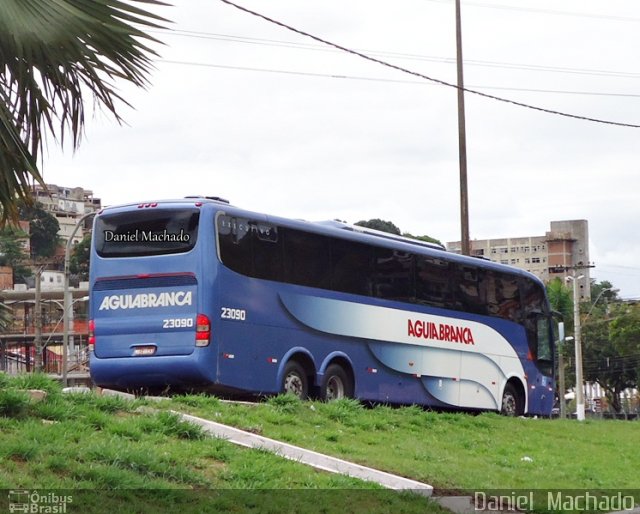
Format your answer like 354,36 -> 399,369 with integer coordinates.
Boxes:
166,394 -> 639,491
1,375 -> 638,513
0,375 -> 445,513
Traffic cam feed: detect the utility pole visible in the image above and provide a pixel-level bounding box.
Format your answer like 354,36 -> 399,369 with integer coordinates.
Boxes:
570,271 -> 585,421
455,0 -> 470,256
34,269 -> 43,372
564,264 -> 593,421
558,343 -> 566,419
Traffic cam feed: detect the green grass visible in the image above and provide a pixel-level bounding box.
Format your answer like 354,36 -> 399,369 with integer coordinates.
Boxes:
0,375 -> 445,514
167,394 -> 640,506
1,376 -> 639,513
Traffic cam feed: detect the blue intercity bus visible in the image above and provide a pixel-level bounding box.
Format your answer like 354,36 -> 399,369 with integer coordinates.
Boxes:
89,197 -> 555,416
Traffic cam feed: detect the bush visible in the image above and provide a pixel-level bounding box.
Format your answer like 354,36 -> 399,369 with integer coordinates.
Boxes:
0,388 -> 30,418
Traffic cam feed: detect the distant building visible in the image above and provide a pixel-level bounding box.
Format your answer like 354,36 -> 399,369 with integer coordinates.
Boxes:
0,266 -> 13,290
32,184 -> 102,246
447,220 -> 591,301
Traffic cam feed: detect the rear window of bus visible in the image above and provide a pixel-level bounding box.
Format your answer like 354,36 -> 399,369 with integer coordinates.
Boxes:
94,208 -> 199,257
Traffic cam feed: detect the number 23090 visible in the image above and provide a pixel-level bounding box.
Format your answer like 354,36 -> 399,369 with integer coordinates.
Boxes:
162,318 -> 193,329
221,307 -> 246,321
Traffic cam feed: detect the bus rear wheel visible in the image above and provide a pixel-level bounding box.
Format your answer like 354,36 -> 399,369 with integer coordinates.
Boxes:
501,383 -> 523,417
281,361 -> 308,399
321,364 -> 353,401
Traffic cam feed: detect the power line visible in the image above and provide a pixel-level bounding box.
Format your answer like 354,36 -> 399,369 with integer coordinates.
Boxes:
157,28 -> 640,81
218,0 -> 640,129
423,0 -> 640,24
159,59 -> 640,99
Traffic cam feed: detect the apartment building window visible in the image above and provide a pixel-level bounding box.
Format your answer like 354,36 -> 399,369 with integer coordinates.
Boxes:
532,257 -> 541,264
524,258 -> 530,264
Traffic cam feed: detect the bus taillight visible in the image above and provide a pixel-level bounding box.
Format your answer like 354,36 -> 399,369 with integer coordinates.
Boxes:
88,319 -> 96,350
195,314 -> 211,346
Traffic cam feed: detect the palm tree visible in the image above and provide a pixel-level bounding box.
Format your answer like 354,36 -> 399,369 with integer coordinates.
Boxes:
0,0 -> 167,223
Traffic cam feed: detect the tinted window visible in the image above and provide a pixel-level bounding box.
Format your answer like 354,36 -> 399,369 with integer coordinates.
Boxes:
283,229 -> 331,288
216,216 -> 548,329
416,256 -> 453,309
253,222 -> 282,281
332,239 -> 373,295
95,208 -> 199,257
374,248 -> 413,301
485,271 -> 521,322
218,216 -> 253,276
218,217 -> 282,280
455,264 -> 486,315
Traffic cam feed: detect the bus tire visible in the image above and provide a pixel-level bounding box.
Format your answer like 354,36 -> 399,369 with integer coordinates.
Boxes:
321,364 -> 353,401
501,383 -> 523,417
281,361 -> 308,399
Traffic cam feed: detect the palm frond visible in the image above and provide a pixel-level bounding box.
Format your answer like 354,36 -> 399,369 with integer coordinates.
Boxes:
0,0 -> 169,223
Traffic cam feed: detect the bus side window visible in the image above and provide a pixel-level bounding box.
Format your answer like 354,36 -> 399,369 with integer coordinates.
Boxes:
218,216 -> 252,276
253,223 -> 282,281
416,256 -> 453,309
331,238 -> 373,296
283,229 -> 331,289
454,265 -> 485,315
373,248 -> 413,301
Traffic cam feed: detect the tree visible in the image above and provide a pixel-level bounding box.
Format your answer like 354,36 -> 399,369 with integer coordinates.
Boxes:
581,282 -> 638,413
546,277 -> 574,406
355,219 -> 401,235
17,201 -> 60,259
609,305 -> 640,405
355,219 -> 442,245
547,277 -> 573,331
402,232 -> 443,247
0,225 -> 32,283
0,0 -> 167,223
69,233 -> 91,281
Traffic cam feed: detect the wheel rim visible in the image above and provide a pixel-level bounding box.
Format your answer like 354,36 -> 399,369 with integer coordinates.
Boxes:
502,393 -> 517,416
284,372 -> 305,397
326,376 -> 345,400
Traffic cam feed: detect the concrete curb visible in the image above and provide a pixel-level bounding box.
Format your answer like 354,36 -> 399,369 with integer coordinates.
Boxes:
99,389 -> 433,495
175,411 -> 434,495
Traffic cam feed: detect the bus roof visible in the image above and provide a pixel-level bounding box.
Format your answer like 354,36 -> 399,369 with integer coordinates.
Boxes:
98,197 -> 545,288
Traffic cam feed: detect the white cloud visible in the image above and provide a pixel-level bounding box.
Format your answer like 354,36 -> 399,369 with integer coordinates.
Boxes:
43,0 -> 640,298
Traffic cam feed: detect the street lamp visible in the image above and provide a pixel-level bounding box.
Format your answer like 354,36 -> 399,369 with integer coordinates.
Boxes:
583,287 -> 615,323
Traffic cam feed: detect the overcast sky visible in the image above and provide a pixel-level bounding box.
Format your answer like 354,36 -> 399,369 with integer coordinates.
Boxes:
44,0 -> 640,299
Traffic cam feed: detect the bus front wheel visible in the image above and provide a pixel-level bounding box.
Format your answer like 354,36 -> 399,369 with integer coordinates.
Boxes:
501,383 -> 523,416
281,361 -> 308,399
321,364 -> 353,401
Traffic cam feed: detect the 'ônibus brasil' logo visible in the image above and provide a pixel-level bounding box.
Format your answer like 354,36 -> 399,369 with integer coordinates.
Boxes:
99,291 -> 193,311
407,319 -> 475,345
